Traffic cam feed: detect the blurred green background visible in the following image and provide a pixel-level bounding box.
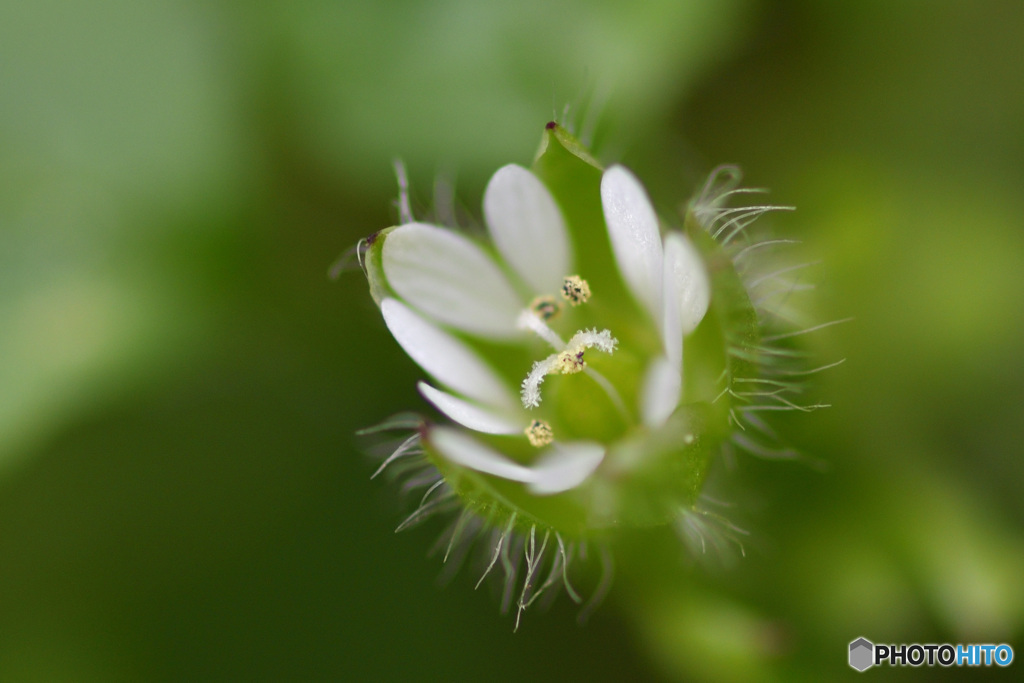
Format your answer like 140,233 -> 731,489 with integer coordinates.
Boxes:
2,0 -> 1022,680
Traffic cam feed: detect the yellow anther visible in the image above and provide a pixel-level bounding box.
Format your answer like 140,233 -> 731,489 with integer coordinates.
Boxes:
556,348 -> 586,374
561,275 -> 591,306
529,295 -> 561,321
525,419 -> 554,447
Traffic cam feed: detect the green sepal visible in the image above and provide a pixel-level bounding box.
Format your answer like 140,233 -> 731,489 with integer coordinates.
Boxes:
533,121 -> 603,170
572,405 -> 712,529
531,123 -> 654,350
422,429 -> 599,539
421,400 -> 722,535
686,216 -> 762,393
361,227 -> 398,306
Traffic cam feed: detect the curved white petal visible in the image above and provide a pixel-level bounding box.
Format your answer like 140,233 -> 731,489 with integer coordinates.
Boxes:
418,382 -> 521,434
484,164 -> 570,294
381,298 -> 516,409
661,235 -> 683,371
640,356 -> 681,428
382,223 -> 522,338
528,442 -> 605,495
430,427 -> 535,482
429,428 -> 602,496
663,231 -> 710,337
600,165 -> 664,325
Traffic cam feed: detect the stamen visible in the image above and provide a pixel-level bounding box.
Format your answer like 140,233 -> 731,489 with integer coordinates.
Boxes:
525,420 -> 554,448
561,275 -> 591,306
529,296 -> 561,321
520,328 -> 619,408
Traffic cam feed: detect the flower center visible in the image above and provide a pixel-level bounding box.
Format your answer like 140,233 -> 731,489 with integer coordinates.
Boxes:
556,348 -> 587,374
515,275 -> 626,441
520,328 -> 618,409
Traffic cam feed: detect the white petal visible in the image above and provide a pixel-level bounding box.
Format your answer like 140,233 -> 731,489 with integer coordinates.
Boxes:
528,442 -> 605,495
418,382 -> 521,434
430,427 -> 602,495
381,298 -> 516,409
661,234 -> 684,369
382,223 -> 522,339
430,427 -> 535,482
484,164 -> 571,294
663,231 -> 710,337
640,356 -> 681,428
601,165 -> 664,325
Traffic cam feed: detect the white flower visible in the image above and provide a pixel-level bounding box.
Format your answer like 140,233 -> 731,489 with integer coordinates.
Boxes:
376,162 -> 710,497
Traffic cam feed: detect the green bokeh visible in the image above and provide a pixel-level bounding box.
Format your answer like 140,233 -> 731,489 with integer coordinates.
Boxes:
2,0 -> 1022,680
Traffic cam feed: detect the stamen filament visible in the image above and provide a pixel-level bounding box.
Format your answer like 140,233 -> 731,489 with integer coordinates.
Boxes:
517,310 -> 564,349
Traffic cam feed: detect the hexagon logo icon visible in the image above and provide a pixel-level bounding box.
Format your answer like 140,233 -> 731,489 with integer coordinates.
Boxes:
849,637 -> 874,671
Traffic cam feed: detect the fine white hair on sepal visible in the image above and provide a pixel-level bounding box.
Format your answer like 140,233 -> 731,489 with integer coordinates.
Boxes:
675,498 -> 750,568
393,159 -> 415,224
442,515 -> 605,630
359,414 -> 612,629
691,164 -> 794,247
